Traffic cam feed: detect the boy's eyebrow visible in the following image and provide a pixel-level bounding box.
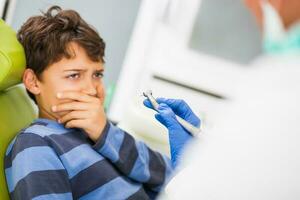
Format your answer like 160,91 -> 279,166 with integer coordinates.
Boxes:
63,68 -> 104,72
63,69 -> 87,72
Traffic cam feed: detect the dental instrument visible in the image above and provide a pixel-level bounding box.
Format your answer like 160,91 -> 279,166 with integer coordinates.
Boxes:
143,90 -> 201,137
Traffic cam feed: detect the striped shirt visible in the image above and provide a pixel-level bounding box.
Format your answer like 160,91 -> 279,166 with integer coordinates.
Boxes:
5,118 -> 173,200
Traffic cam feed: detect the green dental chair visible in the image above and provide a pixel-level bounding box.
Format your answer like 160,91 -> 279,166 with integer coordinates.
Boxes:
0,19 -> 37,199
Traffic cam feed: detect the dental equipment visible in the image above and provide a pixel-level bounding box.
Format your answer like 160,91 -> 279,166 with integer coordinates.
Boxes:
143,90 -> 201,137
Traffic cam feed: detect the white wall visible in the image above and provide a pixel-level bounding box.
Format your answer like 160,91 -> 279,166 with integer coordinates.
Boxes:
190,0 -> 262,64
0,0 -> 6,18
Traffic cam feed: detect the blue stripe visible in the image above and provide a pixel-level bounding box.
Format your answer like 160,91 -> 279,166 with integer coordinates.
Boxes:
24,125 -> 67,137
5,137 -> 16,156
33,118 -> 67,131
10,170 -> 71,199
48,130 -> 91,156
60,144 -> 104,178
129,141 -> 150,182
32,193 -> 73,200
99,125 -> 124,162
79,177 -> 141,200
5,133 -> 50,169
5,146 -> 65,192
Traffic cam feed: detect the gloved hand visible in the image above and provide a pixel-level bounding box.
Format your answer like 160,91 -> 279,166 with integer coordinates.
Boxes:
143,98 -> 201,167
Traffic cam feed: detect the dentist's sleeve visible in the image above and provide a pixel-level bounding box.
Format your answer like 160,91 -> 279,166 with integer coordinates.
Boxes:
93,121 -> 174,192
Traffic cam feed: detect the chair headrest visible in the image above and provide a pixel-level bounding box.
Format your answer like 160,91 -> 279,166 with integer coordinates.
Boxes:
0,19 -> 26,91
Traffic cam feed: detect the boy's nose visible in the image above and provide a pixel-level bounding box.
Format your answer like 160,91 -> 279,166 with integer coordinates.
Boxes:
82,80 -> 97,97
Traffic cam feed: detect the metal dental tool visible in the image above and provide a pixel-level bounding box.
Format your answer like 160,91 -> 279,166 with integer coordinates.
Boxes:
143,90 -> 201,137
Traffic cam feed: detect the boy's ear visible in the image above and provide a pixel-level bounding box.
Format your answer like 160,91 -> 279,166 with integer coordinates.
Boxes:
23,68 -> 41,95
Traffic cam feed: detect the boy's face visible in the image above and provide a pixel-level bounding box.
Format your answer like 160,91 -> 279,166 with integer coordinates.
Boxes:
28,42 -> 105,120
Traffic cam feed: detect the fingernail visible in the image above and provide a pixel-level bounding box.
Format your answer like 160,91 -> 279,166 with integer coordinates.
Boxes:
52,105 -> 57,112
57,119 -> 61,123
57,93 -> 62,98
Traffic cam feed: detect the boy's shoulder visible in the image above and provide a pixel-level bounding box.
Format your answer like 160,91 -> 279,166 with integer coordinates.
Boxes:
22,118 -> 69,137
5,118 -> 69,157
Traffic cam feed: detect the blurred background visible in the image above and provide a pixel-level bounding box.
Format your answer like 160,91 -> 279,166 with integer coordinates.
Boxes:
1,0 -> 264,153
1,0 -> 262,89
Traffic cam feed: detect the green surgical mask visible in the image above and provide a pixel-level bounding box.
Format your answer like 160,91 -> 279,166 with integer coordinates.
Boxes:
261,1 -> 300,55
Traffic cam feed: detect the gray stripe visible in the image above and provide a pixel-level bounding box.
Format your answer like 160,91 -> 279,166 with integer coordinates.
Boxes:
115,132 -> 138,175
30,121 -> 48,126
10,170 -> 71,200
5,133 -> 49,169
70,159 -> 119,199
145,149 -> 166,189
93,121 -> 110,150
126,187 -> 150,200
5,129 -> 91,170
47,129 -> 91,156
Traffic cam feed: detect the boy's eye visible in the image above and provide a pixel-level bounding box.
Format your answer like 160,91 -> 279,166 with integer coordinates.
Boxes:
66,73 -> 80,79
94,72 -> 104,79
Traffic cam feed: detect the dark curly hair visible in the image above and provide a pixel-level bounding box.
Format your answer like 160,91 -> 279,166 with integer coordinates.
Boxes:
17,5 -> 106,102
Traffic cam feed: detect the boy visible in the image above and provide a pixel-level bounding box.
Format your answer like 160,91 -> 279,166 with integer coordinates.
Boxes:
5,6 -> 200,200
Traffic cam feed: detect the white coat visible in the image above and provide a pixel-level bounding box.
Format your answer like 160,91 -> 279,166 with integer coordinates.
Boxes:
161,54 -> 300,199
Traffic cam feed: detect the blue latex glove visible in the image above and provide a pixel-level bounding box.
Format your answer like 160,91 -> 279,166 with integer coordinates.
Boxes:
143,98 -> 201,167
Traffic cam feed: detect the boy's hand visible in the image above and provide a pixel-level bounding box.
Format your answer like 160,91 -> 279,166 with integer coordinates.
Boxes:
52,91 -> 106,142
